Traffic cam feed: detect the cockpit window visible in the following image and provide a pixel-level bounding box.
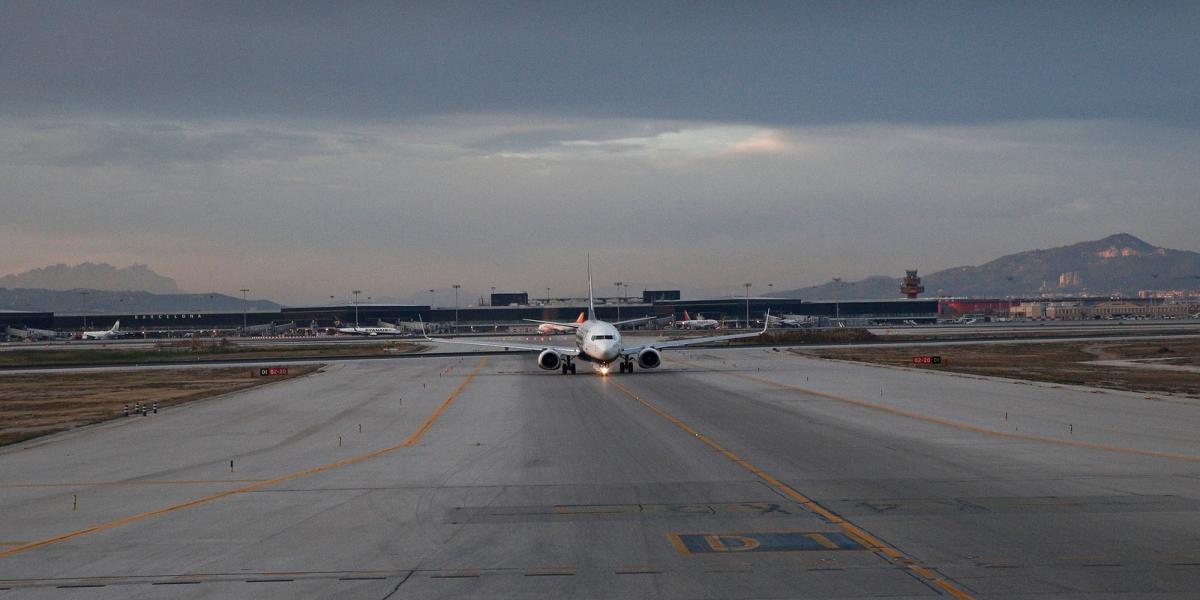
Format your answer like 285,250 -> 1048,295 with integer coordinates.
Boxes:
590,335 -> 614,340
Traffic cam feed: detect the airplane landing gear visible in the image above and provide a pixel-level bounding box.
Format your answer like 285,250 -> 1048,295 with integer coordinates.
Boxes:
619,361 -> 634,373
561,360 -> 577,374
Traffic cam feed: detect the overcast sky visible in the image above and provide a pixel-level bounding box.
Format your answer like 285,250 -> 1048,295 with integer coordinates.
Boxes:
3,2 -> 1198,304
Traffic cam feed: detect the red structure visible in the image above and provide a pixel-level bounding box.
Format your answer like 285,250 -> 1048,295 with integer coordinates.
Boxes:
938,299 -> 1018,319
900,270 -> 925,299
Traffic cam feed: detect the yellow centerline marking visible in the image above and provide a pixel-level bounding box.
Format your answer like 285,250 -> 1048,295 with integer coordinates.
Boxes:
676,356 -> 1200,463
608,379 -> 975,600
0,357 -> 487,559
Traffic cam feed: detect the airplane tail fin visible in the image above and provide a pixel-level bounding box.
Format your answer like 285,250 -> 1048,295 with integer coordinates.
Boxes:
111,320 -> 120,331
575,311 -> 585,324
586,254 -> 596,321
682,310 -> 691,321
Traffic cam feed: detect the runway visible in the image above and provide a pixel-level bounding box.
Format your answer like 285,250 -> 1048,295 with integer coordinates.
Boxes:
2,349 -> 1199,598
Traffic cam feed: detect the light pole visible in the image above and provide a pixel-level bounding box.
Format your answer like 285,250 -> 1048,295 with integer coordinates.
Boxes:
79,291 -> 88,331
490,286 -> 496,306
545,287 -> 551,304
743,283 -> 752,328
240,288 -> 249,335
832,277 -> 841,320
613,281 -> 623,321
352,290 -> 361,327
452,284 -> 461,330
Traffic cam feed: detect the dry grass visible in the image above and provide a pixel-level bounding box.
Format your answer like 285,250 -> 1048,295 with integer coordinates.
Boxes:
795,339 -> 1200,397
0,366 -> 319,446
0,340 -> 421,367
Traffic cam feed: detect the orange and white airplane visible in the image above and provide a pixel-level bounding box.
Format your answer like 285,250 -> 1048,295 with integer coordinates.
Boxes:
675,310 -> 719,330
536,312 -> 585,334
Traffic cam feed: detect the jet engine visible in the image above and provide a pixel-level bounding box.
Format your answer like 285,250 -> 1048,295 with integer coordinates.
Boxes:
637,347 -> 662,369
537,349 -> 562,371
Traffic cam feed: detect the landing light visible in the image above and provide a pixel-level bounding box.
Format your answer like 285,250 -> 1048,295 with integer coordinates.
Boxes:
600,366 -> 609,375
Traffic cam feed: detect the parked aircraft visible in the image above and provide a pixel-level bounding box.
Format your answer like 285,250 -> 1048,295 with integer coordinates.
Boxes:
768,313 -> 813,328
5,326 -> 61,341
423,259 -> 769,374
535,312 -> 585,334
675,310 -> 719,329
336,325 -> 408,336
242,321 -> 297,336
81,321 -> 124,340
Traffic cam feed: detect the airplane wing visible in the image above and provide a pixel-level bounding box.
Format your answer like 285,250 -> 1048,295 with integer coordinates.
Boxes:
621,311 -> 770,356
610,315 -> 657,327
522,319 -> 583,329
422,320 -> 579,355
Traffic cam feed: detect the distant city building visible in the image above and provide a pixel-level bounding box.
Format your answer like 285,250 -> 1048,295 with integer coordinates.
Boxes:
900,270 -> 924,299
1010,299 -> 1192,320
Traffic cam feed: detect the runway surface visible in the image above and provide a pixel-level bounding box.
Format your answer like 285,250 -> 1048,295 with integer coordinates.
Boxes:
2,349 -> 1199,598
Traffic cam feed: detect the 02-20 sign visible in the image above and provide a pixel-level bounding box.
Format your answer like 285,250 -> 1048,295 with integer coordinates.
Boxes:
912,356 -> 942,365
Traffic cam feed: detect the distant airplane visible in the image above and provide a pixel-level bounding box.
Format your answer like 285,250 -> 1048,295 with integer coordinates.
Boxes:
534,312 -> 585,334
423,258 -> 770,374
767,313 -> 812,328
81,320 -> 124,340
335,319 -> 408,336
675,310 -> 719,330
5,326 -> 61,341
242,321 -> 297,336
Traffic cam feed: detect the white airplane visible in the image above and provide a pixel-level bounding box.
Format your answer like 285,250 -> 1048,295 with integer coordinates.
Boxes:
535,312 -> 585,334
5,326 -> 61,341
675,310 -> 719,330
242,321 -> 297,336
335,320 -> 409,336
768,313 -> 813,328
81,320 -> 123,340
422,260 -> 769,374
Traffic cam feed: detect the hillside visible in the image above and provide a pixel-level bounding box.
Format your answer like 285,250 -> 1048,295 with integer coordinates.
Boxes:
0,288 -> 280,314
0,263 -> 181,294
775,234 -> 1200,299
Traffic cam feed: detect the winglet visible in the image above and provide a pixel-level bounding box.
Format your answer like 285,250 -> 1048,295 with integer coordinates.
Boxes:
761,309 -> 771,333
418,315 -> 433,341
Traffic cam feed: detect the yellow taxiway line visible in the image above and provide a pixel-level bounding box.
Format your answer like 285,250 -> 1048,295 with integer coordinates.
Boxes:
608,378 -> 976,600
0,357 -> 487,559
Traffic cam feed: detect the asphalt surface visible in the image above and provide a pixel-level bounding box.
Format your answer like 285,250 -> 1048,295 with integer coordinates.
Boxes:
2,349 -> 1199,598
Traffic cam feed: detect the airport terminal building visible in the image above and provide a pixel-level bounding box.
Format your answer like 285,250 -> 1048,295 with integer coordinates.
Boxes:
14,295 -> 940,337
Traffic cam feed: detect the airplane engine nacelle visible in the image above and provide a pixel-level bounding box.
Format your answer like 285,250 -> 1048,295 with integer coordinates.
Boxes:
537,349 -> 562,371
637,348 -> 662,369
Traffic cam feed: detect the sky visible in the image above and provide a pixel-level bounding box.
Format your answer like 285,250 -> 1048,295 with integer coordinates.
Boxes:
2,2 -> 1198,305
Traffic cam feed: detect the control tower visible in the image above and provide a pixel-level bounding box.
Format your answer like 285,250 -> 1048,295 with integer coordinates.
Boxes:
900,270 -> 925,299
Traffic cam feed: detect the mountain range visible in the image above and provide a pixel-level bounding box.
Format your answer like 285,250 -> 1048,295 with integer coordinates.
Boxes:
775,234 -> 1200,300
0,288 -> 280,314
0,263 -> 181,294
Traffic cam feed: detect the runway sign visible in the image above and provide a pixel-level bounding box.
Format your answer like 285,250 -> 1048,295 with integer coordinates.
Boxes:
669,531 -> 864,555
259,367 -> 289,376
912,355 -> 942,365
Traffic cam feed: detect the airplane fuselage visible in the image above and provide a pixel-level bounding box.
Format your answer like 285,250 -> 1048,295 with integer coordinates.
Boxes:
574,320 -> 622,364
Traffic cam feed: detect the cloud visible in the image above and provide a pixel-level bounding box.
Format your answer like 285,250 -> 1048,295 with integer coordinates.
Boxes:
1,115 -> 1197,303
12,122 -> 336,168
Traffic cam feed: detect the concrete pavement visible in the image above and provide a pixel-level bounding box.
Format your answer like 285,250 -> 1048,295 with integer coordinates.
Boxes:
2,348 -> 1198,598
